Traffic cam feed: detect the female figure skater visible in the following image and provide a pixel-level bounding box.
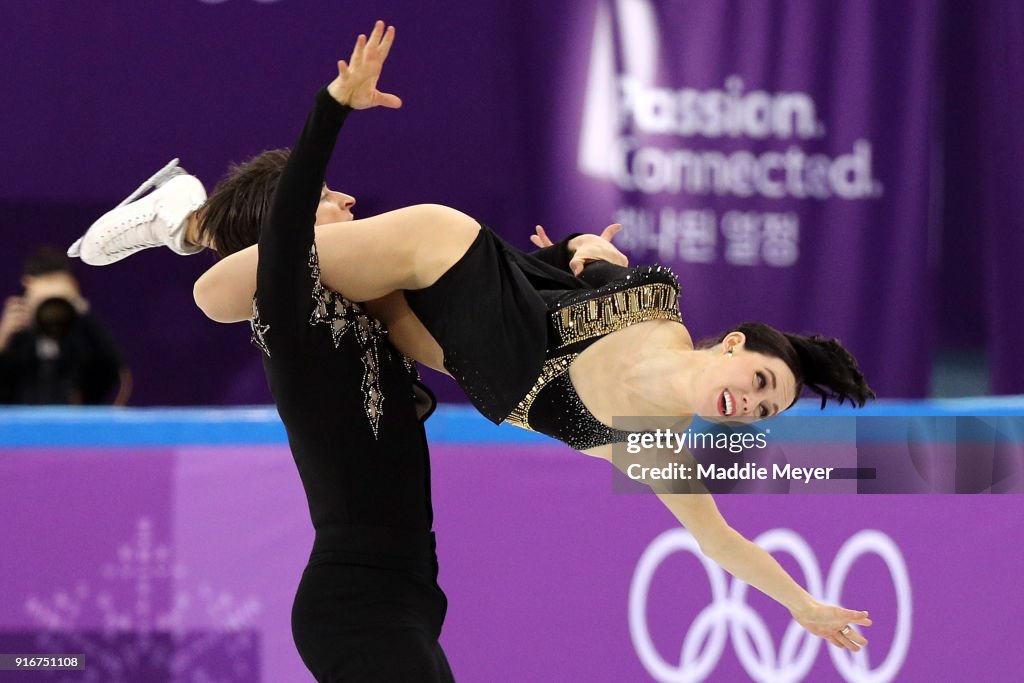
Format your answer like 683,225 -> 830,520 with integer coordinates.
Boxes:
73,21 -> 874,655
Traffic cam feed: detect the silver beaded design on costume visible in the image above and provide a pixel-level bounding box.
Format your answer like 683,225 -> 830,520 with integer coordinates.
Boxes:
504,355 -> 633,450
250,299 -> 271,358
505,265 -> 683,449
306,244 -> 387,438
549,373 -> 636,450
505,354 -> 579,430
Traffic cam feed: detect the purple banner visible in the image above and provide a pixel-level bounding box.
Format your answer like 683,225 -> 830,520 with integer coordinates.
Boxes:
2,0 -> 1022,405
2,441 -> 1022,681
972,2 -> 1024,393
526,0 -> 939,400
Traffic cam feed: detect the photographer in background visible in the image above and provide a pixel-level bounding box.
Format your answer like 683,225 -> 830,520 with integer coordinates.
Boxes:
0,247 -> 129,405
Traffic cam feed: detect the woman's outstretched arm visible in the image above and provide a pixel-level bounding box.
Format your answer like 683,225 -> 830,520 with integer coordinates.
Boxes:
655,491 -> 872,651
582,443 -> 872,651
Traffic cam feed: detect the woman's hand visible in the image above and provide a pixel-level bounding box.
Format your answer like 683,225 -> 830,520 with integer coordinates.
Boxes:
327,20 -> 402,110
791,600 -> 872,652
530,223 -> 629,275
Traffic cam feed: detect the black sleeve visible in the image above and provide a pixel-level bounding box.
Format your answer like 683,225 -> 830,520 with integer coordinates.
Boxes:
255,88 -> 352,343
577,260 -> 633,288
527,233 -> 582,272
528,233 -> 633,287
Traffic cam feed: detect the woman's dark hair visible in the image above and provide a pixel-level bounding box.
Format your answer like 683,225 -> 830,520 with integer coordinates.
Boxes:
195,149 -> 290,257
701,321 -> 876,409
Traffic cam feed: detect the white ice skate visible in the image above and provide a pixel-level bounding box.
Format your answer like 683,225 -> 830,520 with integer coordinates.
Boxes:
68,159 -> 207,265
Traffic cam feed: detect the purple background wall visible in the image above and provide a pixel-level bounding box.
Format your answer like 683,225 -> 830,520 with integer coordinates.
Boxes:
2,0 -> 1022,405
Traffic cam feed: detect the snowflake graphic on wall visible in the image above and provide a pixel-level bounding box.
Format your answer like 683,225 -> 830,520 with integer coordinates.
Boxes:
18,517 -> 262,683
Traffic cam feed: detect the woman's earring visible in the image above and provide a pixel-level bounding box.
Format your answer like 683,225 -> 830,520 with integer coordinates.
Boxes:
727,349 -> 734,357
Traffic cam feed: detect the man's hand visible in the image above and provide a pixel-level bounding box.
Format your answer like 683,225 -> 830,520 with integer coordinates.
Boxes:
0,296 -> 29,351
530,223 -> 628,276
327,20 -> 402,110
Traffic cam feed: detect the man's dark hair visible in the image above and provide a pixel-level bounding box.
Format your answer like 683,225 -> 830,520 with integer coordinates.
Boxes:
196,149 -> 290,257
701,321 -> 876,409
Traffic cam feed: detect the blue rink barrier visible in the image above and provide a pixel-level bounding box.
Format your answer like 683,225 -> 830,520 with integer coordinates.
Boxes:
0,404 -> 540,447
1,397 -> 1023,447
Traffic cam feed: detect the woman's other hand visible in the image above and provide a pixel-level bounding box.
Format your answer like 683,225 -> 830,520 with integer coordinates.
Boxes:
530,223 -> 629,276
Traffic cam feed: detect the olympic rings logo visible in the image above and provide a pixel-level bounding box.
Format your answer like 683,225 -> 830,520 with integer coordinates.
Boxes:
628,529 -> 912,683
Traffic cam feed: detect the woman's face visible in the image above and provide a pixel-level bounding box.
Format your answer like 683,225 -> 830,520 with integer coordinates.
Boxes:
315,185 -> 356,225
699,335 -> 798,422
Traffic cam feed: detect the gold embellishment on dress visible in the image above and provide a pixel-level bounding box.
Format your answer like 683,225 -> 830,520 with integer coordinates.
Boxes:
505,353 -> 579,431
307,244 -> 387,438
552,282 -> 681,349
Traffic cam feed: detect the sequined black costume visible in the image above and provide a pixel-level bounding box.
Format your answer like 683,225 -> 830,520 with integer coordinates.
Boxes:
252,88 -> 453,682
406,232 -> 683,451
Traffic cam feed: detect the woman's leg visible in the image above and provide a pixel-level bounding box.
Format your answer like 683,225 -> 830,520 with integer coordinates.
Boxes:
194,203 -> 479,322
312,203 -> 480,299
